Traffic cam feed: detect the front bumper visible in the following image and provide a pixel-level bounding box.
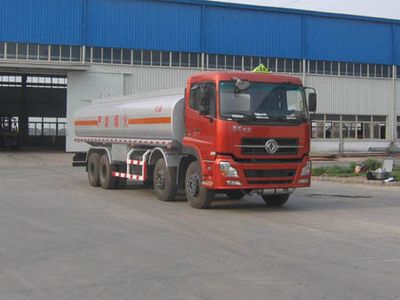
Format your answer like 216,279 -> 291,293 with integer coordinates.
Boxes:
201,155 -> 311,190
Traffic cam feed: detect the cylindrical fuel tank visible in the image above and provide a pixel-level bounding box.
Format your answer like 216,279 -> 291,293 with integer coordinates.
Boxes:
74,94 -> 184,142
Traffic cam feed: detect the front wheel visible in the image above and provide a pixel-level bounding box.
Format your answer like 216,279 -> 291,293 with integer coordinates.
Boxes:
262,194 -> 290,207
185,161 -> 213,209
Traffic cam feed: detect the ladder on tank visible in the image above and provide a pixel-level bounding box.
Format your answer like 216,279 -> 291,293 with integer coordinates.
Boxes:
112,149 -> 151,182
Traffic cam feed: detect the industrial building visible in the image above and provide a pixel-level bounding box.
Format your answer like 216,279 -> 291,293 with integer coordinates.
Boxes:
0,0 -> 399,153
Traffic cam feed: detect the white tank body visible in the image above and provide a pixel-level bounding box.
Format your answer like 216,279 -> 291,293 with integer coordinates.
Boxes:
74,92 -> 185,142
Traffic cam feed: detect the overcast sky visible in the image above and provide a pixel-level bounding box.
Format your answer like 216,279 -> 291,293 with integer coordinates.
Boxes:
211,0 -> 399,20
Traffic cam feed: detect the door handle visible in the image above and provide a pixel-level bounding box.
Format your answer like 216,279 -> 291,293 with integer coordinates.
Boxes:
194,128 -> 201,132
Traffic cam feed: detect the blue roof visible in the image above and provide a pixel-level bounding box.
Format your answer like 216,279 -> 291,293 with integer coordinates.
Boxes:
1,0 -> 400,65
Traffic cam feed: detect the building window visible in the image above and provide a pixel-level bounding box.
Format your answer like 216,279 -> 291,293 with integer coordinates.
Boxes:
122,49 -> 131,65
0,42 -> 4,59
0,75 -> 22,87
0,116 -> 19,133
143,50 -> 152,65
102,48 -> 111,63
316,61 -> 324,74
397,116 -> 400,139
50,45 -> 60,61
161,51 -> 170,67
372,115 -> 386,139
181,52 -> 189,67
5,42 -> 16,59
325,115 -> 340,138
169,52 -> 178,67
17,43 -> 28,60
207,54 -> 216,69
361,64 -> 368,77
324,61 -> 331,75
71,47 -> 81,62
112,48 -> 122,64
28,117 -> 66,136
226,55 -> 234,69
311,114 -> 387,140
331,62 -> 338,75
311,114 -> 324,139
267,58 -> 276,72
309,61 -> 316,74
277,58 -> 285,72
133,50 -> 141,65
234,56 -> 242,70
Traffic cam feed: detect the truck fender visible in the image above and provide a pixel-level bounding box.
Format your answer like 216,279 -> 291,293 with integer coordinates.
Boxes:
148,147 -> 181,167
87,146 -> 112,164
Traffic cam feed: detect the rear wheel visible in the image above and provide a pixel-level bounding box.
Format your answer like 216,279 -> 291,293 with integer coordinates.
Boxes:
225,190 -> 245,200
153,158 -> 177,201
99,154 -> 117,189
262,194 -> 290,207
87,152 -> 101,187
185,161 -> 213,209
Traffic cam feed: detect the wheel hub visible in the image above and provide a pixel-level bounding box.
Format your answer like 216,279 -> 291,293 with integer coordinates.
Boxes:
155,170 -> 166,190
187,173 -> 200,197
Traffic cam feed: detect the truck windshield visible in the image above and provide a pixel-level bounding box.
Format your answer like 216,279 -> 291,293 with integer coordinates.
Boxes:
219,81 -> 308,122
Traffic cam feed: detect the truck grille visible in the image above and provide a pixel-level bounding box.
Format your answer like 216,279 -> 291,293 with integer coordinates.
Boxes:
247,180 -> 293,185
244,169 -> 296,185
241,138 -> 299,155
244,169 -> 296,178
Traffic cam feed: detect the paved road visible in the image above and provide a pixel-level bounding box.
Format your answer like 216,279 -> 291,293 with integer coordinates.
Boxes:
1,152 -> 400,300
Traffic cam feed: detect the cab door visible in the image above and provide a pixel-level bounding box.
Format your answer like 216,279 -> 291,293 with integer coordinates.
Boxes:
185,82 -> 217,160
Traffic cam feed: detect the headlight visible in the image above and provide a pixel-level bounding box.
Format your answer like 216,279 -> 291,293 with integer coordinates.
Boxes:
219,162 -> 239,177
301,161 -> 311,176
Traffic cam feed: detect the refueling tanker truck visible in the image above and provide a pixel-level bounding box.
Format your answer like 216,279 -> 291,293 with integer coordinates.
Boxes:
73,66 -> 317,209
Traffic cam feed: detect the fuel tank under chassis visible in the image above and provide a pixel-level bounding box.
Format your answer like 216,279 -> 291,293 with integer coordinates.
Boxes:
74,94 -> 185,142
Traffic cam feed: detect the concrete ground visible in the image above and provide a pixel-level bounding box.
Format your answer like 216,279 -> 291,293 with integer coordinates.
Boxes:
1,152 -> 400,300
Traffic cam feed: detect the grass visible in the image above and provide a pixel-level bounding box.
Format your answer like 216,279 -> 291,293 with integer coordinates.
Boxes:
392,167 -> 400,181
312,158 -> 400,181
312,165 -> 358,177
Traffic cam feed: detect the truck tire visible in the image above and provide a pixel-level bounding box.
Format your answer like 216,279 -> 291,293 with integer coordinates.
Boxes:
153,158 -> 177,201
87,152 -> 101,187
99,154 -> 117,189
185,161 -> 213,209
225,190 -> 245,200
262,194 -> 290,207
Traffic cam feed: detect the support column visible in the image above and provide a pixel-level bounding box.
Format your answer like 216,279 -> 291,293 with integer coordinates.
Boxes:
393,65 -> 397,145
19,74 -> 29,141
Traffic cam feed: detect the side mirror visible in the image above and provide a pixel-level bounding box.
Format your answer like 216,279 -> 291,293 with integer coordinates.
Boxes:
308,93 -> 317,112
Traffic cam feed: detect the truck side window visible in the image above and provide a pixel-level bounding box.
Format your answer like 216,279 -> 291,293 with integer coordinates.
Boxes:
189,83 -> 216,117
189,84 -> 199,110
199,83 -> 216,117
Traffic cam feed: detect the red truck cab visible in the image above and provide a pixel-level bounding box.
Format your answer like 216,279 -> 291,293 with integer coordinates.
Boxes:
182,70 -> 315,207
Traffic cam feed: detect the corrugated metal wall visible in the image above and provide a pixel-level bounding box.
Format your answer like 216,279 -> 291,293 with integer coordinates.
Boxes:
0,0 -> 83,45
396,81 -> 400,114
86,0 -> 201,52
203,6 -> 302,58
393,26 -> 400,65
1,0 -> 400,64
304,16 -> 393,64
123,67 -> 197,95
305,75 -> 393,115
